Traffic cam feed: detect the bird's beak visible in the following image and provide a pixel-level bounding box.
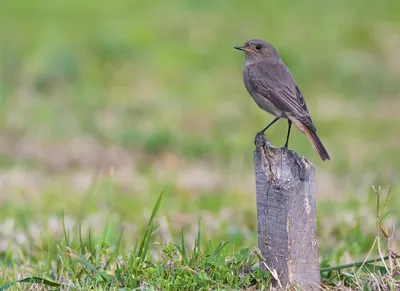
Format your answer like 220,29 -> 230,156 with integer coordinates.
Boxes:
234,46 -> 254,53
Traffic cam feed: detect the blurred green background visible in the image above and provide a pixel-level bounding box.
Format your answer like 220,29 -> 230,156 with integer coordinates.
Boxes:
0,0 -> 399,264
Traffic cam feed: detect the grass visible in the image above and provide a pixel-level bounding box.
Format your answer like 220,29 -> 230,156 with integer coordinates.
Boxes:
1,189 -> 399,290
0,0 -> 400,289
0,192 -> 269,290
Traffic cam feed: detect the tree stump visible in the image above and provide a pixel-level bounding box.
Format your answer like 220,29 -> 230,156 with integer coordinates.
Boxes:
254,133 -> 320,290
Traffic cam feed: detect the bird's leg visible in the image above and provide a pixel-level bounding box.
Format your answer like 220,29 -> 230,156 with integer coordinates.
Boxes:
282,120 -> 292,149
255,116 -> 280,146
259,116 -> 280,135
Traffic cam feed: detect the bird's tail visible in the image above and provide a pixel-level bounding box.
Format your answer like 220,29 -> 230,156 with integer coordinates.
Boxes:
302,125 -> 330,161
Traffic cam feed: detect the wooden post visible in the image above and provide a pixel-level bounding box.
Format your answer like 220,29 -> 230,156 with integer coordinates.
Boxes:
254,133 -> 320,290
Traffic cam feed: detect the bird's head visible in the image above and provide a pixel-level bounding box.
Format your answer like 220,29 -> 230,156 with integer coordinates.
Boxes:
234,39 -> 279,62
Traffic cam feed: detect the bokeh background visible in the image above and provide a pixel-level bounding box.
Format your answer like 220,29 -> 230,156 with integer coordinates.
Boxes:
1,0 -> 399,265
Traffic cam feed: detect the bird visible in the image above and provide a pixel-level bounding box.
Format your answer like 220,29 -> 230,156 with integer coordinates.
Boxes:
234,39 -> 330,160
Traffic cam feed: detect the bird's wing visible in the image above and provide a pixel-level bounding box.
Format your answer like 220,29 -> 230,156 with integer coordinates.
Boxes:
247,61 -> 316,131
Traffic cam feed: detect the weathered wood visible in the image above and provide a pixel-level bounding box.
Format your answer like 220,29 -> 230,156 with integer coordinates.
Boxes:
254,132 -> 320,290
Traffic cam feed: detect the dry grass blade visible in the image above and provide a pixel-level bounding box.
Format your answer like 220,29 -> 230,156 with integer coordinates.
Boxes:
253,247 -> 282,289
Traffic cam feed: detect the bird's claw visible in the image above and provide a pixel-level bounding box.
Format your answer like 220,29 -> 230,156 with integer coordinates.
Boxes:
254,131 -> 266,146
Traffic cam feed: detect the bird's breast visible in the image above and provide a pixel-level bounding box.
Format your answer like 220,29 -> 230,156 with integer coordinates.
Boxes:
243,67 -> 283,118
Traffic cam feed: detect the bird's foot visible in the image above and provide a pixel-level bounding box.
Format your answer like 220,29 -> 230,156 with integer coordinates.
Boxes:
281,144 -> 289,150
254,131 -> 266,146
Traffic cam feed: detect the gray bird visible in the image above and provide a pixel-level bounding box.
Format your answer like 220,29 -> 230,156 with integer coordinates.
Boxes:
234,39 -> 330,160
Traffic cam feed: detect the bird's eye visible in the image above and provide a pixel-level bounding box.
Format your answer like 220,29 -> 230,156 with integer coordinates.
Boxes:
256,45 -> 262,50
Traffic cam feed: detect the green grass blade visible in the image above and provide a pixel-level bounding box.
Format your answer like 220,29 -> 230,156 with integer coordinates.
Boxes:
213,241 -> 228,256
192,217 -> 201,262
102,213 -> 111,243
61,210 -> 69,246
0,277 -> 63,290
110,227 -> 124,262
196,217 -> 201,252
137,189 -> 165,261
66,247 -> 109,282
180,226 -> 187,264
175,226 -> 188,265
61,211 -> 76,274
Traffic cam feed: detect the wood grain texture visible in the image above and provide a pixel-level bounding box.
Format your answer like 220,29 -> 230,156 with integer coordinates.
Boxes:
254,132 -> 320,290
